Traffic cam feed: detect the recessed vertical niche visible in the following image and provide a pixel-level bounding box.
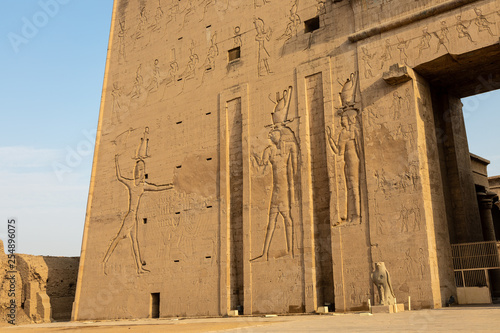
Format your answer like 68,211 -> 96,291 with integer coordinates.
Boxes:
151,293 -> 160,318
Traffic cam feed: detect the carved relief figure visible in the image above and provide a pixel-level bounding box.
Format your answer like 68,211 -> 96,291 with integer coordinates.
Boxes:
391,91 -> 404,120
361,47 -> 376,79
456,15 -> 475,43
278,1 -> 301,43
131,65 -> 144,98
203,32 -> 219,71
148,59 -> 161,92
371,262 -> 396,306
167,60 -> 179,85
103,154 -> 174,274
135,7 -> 148,40
326,73 -> 362,226
251,128 -> 298,262
415,26 -> 432,58
326,109 -> 361,225
180,43 -> 199,80
434,21 -> 449,53
251,86 -> 298,262
151,0 -> 164,32
396,37 -> 410,66
254,17 -> 273,76
474,8 -> 496,36
165,48 -> 179,86
379,39 -> 392,69
118,20 -> 126,63
111,83 -> 122,125
233,26 -> 242,47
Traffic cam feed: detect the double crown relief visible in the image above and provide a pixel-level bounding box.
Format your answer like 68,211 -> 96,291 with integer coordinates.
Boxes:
327,73 -> 363,227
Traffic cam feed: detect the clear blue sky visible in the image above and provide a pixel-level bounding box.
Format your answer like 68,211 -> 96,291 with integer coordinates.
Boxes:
0,0 -> 114,256
0,1 -> 498,256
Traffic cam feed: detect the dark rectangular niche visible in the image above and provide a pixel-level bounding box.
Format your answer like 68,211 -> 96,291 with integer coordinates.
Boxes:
176,121 -> 183,125
144,174 -> 149,179
206,157 -> 213,161
151,293 -> 160,319
304,16 -> 320,33
228,47 -> 241,62
206,112 -> 212,115
143,218 -> 148,224
174,260 -> 180,262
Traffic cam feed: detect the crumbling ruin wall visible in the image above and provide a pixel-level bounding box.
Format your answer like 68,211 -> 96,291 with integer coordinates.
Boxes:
0,241 -> 79,324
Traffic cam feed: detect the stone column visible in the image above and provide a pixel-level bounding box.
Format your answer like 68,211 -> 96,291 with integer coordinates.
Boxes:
477,191 -> 500,299
477,192 -> 497,242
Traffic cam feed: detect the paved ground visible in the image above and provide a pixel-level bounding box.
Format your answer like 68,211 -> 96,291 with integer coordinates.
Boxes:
3,305 -> 500,332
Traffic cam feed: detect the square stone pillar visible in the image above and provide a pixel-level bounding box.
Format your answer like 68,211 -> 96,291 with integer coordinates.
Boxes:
359,65 -> 455,309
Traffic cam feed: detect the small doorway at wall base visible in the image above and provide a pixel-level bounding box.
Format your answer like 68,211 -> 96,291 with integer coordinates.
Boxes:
151,293 -> 160,318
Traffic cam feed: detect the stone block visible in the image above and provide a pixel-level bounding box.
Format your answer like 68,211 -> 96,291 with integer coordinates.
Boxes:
317,306 -> 329,313
371,305 -> 393,314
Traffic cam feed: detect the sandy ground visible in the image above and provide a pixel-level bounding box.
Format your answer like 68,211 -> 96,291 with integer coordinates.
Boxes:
3,305 -> 500,332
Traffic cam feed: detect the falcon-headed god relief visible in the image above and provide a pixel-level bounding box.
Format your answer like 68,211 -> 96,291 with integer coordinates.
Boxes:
251,86 -> 298,262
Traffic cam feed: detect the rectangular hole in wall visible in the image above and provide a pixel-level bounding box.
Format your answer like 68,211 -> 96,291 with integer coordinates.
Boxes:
205,256 -> 212,259
304,16 -> 320,33
143,218 -> 148,225
151,293 -> 160,319
174,260 -> 180,263
176,121 -> 183,125
144,174 -> 149,179
206,157 -> 212,161
207,205 -> 213,209
178,36 -> 183,40
206,112 -> 212,115
228,47 -> 241,62
175,212 -> 181,215
176,165 -> 182,169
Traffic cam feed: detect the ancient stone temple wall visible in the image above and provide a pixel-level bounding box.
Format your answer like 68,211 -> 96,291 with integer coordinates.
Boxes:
74,0 -> 500,319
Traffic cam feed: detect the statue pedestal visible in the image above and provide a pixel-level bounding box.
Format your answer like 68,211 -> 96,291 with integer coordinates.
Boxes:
371,304 -> 405,314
